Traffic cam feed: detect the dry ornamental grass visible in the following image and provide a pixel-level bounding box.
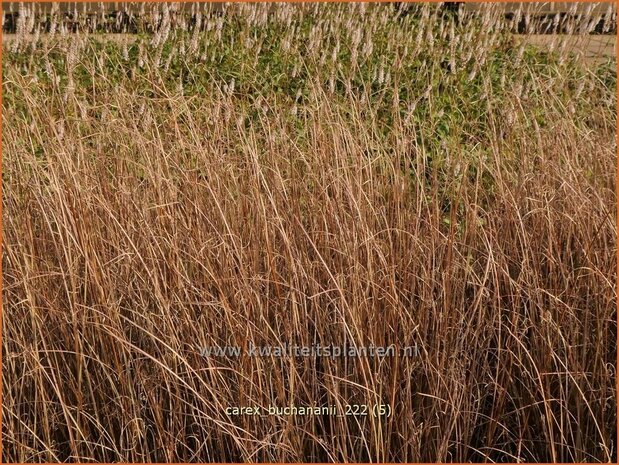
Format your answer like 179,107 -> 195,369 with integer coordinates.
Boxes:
2,2 -> 617,463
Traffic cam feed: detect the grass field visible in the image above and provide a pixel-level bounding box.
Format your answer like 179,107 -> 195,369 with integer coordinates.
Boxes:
2,2 -> 617,463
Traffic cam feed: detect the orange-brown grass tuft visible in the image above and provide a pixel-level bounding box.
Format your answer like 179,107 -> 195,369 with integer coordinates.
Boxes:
2,2 -> 617,462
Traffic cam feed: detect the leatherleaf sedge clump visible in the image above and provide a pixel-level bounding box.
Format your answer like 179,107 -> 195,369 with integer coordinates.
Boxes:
2,2 -> 617,463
